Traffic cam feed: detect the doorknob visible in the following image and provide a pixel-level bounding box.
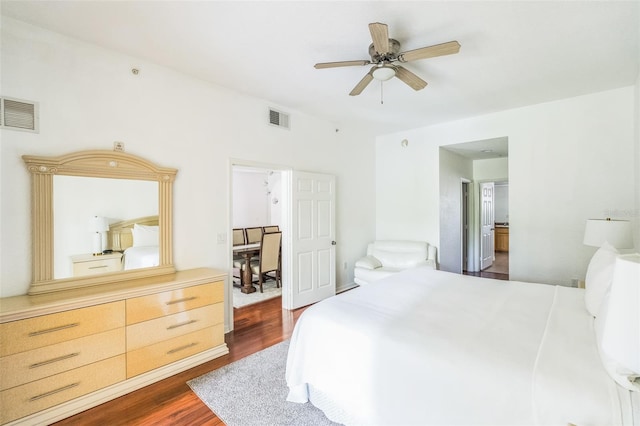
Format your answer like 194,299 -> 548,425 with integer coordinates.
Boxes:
331,241 -> 336,245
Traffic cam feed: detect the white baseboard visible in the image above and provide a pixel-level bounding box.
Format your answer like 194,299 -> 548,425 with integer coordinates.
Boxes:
336,282 -> 358,293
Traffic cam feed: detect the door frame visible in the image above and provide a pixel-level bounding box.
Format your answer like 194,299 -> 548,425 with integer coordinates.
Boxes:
461,179 -> 471,272
227,158 -> 292,332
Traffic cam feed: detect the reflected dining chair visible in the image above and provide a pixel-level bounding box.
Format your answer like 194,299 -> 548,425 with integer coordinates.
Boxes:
246,231 -> 282,293
263,225 -> 279,233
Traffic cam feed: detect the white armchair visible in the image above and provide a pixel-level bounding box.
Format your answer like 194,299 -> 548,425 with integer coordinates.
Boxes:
354,240 -> 437,286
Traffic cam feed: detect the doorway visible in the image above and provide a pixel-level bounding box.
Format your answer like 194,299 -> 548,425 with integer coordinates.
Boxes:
227,162 -> 337,330
439,136 -> 509,276
230,163 -> 290,312
483,181 -> 509,275
231,168 -> 280,306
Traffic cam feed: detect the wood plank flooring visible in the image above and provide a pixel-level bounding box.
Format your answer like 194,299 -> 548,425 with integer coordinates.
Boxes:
463,252 -> 509,280
53,296 -> 307,426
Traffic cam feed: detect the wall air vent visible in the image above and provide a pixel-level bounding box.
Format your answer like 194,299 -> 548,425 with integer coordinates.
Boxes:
1,97 -> 39,133
268,107 -> 290,130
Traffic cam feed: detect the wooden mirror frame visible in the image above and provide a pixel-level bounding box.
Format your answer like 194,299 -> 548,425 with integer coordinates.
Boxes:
23,150 -> 177,295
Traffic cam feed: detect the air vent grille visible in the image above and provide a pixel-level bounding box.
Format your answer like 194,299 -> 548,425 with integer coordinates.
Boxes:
268,108 -> 290,129
1,97 -> 39,132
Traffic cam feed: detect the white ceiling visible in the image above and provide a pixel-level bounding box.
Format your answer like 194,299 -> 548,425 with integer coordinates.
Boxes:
2,1 -> 639,134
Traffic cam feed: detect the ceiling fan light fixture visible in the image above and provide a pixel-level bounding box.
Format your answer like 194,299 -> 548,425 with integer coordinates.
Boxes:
372,65 -> 396,81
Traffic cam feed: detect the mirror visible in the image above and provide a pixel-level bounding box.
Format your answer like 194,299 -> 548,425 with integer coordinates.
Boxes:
23,150 -> 177,295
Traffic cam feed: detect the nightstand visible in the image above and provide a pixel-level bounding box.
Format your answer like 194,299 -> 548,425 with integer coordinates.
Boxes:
71,252 -> 123,277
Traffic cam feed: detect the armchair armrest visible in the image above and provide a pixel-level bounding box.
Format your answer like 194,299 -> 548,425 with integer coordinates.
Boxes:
416,259 -> 437,269
355,255 -> 383,270
427,245 -> 437,261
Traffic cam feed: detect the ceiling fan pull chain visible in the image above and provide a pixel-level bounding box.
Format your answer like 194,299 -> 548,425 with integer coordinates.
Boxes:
380,81 -> 384,105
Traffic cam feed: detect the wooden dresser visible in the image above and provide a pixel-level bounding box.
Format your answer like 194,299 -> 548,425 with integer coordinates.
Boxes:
0,268 -> 228,425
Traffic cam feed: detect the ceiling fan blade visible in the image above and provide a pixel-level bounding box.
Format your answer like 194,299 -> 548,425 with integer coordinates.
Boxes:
394,66 -> 428,91
349,67 -> 376,96
399,41 -> 461,62
314,60 -> 370,69
369,22 -> 390,55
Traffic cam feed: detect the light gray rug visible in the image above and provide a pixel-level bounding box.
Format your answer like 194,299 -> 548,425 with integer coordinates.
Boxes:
187,340 -> 338,426
232,279 -> 282,308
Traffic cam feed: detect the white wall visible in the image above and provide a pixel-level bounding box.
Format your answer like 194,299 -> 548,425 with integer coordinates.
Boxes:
474,157 -> 509,182
438,148 -> 473,273
0,17 -> 376,297
377,87 -> 637,286
232,169 -> 274,228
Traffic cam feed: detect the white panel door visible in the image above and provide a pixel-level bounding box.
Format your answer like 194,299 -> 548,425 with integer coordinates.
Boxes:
290,171 -> 336,309
480,182 -> 495,270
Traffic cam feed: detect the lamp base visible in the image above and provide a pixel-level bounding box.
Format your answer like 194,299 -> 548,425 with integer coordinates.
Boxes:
93,232 -> 103,256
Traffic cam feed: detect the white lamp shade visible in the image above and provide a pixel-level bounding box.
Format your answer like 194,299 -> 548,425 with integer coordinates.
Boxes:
602,254 -> 640,375
90,216 -> 108,233
583,219 -> 633,249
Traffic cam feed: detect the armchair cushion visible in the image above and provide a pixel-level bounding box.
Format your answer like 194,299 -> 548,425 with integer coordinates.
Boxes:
354,255 -> 383,270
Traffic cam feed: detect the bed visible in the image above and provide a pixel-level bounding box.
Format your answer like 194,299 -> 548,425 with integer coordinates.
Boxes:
286,266 -> 639,425
107,215 -> 160,270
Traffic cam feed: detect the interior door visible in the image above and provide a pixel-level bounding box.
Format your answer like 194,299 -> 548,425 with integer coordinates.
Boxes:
289,171 -> 336,309
480,182 -> 495,270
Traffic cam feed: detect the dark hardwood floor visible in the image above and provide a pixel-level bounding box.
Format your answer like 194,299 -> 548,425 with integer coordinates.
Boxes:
463,252 -> 509,280
54,296 -> 307,426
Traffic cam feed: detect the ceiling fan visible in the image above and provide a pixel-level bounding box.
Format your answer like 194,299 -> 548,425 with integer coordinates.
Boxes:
315,22 -> 460,96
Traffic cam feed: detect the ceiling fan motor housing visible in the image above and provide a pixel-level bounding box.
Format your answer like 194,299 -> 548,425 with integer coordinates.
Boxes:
369,38 -> 401,63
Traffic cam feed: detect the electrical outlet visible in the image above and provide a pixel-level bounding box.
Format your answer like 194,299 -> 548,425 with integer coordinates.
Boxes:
114,141 -> 125,152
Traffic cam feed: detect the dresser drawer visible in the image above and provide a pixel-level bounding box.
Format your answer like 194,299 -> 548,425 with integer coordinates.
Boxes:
126,281 -> 223,325
127,325 -> 223,377
0,301 -> 125,357
72,253 -> 123,277
0,355 -> 125,424
0,328 -> 125,391
127,304 -> 223,350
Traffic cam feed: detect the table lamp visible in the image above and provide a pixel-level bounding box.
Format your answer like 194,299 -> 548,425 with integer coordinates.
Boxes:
90,216 -> 108,255
583,218 -> 633,249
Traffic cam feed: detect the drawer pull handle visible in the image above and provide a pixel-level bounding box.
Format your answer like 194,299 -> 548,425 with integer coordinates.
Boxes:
166,342 -> 198,355
166,296 -> 197,305
29,323 -> 80,337
167,319 -> 197,330
30,383 -> 79,401
30,352 -> 80,369
88,265 -> 108,270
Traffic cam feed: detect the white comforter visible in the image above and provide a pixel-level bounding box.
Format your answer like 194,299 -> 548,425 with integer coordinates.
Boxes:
286,267 -> 628,425
123,246 -> 159,270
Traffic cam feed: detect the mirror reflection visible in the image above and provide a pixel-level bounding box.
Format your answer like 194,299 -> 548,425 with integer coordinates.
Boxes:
53,176 -> 158,279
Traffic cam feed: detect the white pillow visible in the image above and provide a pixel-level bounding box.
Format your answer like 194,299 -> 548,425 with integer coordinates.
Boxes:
355,255 -> 382,270
584,242 -> 618,317
594,293 -> 640,392
132,223 -> 159,247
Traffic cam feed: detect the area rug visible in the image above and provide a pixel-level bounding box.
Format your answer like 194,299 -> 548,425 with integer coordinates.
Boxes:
187,340 -> 338,426
232,279 -> 282,308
